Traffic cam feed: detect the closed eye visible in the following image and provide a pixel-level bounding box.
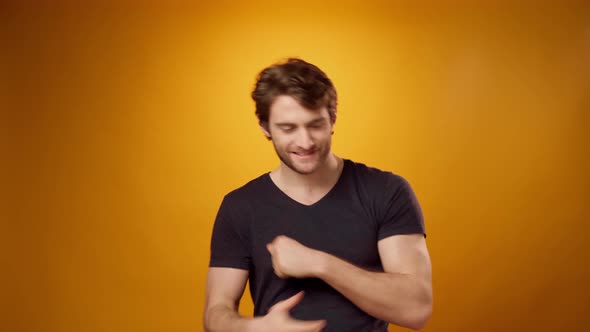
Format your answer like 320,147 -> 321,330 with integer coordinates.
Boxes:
278,125 -> 295,132
308,120 -> 327,129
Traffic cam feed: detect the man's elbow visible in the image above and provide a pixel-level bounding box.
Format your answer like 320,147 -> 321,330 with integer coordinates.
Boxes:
402,301 -> 432,330
388,297 -> 432,330
407,305 -> 432,330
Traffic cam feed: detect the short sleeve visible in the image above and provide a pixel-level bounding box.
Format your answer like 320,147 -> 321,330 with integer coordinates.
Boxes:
377,174 -> 426,240
209,196 -> 251,270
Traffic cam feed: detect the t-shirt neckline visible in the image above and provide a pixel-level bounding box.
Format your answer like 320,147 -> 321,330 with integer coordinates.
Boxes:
264,159 -> 350,208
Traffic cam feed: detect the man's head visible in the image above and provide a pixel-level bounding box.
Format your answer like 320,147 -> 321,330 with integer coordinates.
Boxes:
252,58 -> 338,132
251,58 -> 338,174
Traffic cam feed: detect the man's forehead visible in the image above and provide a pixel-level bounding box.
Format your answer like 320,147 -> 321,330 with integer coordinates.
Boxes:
269,95 -> 329,123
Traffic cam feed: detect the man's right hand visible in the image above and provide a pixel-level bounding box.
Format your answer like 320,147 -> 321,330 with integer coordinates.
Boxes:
254,291 -> 326,332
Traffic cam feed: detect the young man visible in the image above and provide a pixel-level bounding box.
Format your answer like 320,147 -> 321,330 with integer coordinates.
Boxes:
204,58 -> 432,332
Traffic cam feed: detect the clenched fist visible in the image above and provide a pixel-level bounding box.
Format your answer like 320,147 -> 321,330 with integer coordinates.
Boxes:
266,235 -> 325,279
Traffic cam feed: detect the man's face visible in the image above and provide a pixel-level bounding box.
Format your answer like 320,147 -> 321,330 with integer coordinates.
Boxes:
262,95 -> 334,175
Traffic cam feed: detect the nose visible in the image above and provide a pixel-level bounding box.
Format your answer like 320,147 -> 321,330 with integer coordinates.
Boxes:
295,128 -> 315,150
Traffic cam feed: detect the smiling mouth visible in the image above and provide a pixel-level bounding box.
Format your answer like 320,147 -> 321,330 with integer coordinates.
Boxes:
292,151 -> 316,156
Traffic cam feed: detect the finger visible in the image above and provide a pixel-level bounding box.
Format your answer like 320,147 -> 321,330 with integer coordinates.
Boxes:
267,249 -> 285,278
269,291 -> 304,312
266,243 -> 274,254
270,260 -> 286,279
274,268 -> 287,279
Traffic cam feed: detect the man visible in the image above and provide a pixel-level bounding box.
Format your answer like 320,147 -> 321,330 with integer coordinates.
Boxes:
204,58 -> 432,332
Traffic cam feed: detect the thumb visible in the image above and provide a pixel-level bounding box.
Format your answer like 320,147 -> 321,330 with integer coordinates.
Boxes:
269,291 -> 304,312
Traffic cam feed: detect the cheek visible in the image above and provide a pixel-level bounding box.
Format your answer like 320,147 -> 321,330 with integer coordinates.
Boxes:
313,131 -> 332,143
272,136 -> 292,150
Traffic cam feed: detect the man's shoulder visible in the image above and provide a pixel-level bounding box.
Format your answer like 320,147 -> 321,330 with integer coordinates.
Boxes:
347,159 -> 407,186
223,173 -> 271,203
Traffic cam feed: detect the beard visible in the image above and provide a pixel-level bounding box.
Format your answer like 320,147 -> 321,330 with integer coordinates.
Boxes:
272,141 -> 331,175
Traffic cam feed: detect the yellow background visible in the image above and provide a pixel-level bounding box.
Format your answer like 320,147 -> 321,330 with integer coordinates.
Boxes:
2,1 -> 589,331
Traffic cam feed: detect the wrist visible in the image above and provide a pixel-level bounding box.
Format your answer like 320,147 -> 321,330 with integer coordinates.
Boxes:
244,316 -> 265,332
310,250 -> 331,278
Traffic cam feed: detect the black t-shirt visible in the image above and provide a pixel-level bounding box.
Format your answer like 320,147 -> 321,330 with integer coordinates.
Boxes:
209,159 -> 426,332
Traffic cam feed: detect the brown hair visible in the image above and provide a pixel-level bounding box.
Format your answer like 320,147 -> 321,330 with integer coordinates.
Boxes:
251,58 -> 337,126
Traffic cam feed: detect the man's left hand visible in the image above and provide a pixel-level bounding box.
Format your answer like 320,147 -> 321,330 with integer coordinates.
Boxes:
267,235 -> 324,279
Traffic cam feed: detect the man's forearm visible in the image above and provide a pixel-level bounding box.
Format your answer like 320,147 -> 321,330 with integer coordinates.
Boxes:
314,253 -> 432,330
204,304 -> 261,332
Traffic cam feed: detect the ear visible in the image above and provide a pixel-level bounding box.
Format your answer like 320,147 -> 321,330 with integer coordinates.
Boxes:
259,122 -> 271,140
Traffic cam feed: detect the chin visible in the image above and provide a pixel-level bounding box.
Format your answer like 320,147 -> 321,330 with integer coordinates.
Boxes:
289,161 -> 320,175
297,168 -> 318,175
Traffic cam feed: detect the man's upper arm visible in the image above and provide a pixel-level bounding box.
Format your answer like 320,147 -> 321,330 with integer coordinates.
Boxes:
378,234 -> 432,286
205,267 -> 249,311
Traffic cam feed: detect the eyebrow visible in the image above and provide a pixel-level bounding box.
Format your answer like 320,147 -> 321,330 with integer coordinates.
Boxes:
274,118 -> 327,127
307,118 -> 327,126
274,122 -> 295,127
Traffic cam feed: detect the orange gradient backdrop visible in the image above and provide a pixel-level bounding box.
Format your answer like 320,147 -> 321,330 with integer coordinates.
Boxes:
2,1 -> 589,331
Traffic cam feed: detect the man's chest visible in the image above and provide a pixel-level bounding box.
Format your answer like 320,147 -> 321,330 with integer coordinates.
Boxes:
247,200 -> 382,270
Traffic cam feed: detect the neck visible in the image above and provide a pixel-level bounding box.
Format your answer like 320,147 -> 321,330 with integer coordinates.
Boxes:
275,153 -> 342,190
